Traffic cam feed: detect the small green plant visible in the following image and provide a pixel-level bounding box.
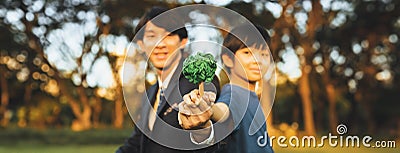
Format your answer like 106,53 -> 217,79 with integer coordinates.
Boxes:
183,52 -> 217,96
183,52 -> 217,84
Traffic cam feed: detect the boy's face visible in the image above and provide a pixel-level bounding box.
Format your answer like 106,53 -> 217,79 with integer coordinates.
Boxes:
137,21 -> 187,70
229,46 -> 270,82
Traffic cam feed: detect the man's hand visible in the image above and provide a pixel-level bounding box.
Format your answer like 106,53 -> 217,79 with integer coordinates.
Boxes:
178,90 -> 216,130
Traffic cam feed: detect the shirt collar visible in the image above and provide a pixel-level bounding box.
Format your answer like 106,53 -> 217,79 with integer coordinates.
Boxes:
157,62 -> 179,90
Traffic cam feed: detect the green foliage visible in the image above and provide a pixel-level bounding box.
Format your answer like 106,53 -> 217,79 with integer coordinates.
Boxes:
182,52 -> 217,84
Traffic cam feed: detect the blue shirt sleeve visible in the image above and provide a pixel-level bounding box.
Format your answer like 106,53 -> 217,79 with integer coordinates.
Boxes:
217,85 -> 232,106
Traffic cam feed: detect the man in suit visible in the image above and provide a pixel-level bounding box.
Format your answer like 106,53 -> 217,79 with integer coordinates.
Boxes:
116,6 -> 223,153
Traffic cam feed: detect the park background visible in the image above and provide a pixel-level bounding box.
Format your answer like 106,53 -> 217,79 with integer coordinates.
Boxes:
0,0 -> 399,152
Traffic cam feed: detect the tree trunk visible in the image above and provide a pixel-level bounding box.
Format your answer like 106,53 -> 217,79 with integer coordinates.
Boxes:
112,60 -> 124,129
361,93 -> 376,133
326,83 -> 338,132
0,67 -> 10,127
298,65 -> 316,135
199,82 -> 204,97
22,82 -> 33,127
75,86 -> 92,131
296,0 -> 324,136
114,87 -> 124,129
56,75 -> 92,131
315,93 -> 324,131
92,96 -> 102,128
293,101 -> 300,124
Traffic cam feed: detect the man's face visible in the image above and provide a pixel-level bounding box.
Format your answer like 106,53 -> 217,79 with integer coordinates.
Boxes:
230,46 -> 270,82
137,21 -> 187,70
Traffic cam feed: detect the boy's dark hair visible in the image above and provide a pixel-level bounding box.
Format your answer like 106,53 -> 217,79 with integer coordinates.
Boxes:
134,6 -> 188,42
222,24 -> 271,58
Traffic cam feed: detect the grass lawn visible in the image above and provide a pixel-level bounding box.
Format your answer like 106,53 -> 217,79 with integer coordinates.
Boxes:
0,127 -> 130,153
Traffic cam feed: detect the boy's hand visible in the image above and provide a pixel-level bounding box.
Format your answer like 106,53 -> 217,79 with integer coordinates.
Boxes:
178,90 -> 216,129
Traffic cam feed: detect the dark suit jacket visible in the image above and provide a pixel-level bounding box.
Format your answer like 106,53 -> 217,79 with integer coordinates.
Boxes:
116,58 -> 225,153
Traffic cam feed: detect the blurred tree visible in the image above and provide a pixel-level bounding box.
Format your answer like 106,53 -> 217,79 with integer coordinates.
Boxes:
269,0 -> 318,135
325,0 -> 400,133
0,0 -> 119,130
0,25 -> 33,127
269,0 -> 400,135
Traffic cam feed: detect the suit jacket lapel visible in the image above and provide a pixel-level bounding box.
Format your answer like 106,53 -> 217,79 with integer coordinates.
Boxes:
141,82 -> 158,132
157,58 -> 184,115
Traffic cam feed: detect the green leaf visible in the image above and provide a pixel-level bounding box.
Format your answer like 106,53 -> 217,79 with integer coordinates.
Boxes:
182,52 -> 217,84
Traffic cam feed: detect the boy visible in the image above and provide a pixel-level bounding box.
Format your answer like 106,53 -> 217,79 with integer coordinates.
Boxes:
116,6 -> 222,153
218,24 -> 274,153
183,24 -> 274,152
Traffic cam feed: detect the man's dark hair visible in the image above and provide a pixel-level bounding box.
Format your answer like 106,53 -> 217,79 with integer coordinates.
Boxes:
222,24 -> 271,57
134,6 -> 188,42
